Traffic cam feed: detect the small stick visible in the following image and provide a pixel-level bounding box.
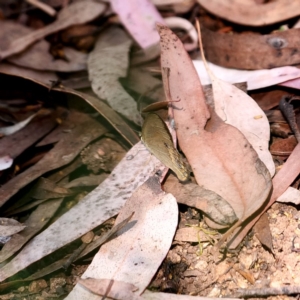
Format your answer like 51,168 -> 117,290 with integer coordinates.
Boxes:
227,286 -> 300,298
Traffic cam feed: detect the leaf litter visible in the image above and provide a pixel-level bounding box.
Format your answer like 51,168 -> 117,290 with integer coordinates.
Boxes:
1,1 -> 300,299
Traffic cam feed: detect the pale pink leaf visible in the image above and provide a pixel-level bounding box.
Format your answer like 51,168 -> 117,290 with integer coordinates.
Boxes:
66,176 -> 178,299
157,25 -> 272,242
111,0 -> 165,49
193,60 -> 300,91
195,34 -> 274,176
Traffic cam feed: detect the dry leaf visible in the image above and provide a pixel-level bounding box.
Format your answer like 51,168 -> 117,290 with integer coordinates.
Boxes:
0,142 -> 165,282
0,112 -> 38,136
0,156 -> 13,171
0,199 -> 62,264
193,60 -> 300,91
200,26 -> 300,69
157,24 -> 272,244
153,0 -> 195,14
78,278 -> 141,300
0,1 -> 106,59
0,110 -> 107,208
88,26 -> 142,125
229,142 -> 300,248
0,20 -> 87,71
253,212 -> 273,252
0,218 -> 26,237
197,0 -> 300,26
111,0 -> 164,49
0,63 -> 58,84
67,176 -> 178,299
277,187 -> 300,205
197,23 -> 274,176
0,107 -> 59,161
174,227 -> 216,243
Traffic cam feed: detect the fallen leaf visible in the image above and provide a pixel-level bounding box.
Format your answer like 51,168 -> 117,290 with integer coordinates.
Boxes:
88,26 -> 142,125
78,278 -> 141,300
197,22 -> 274,176
0,112 -> 38,136
111,0 -> 164,49
0,156 -> 13,171
200,25 -> 300,69
193,60 -> 300,91
0,20 -> 87,72
157,24 -> 272,244
0,1 -> 106,59
229,142 -> 300,248
197,0 -> 300,26
0,62 -> 58,84
174,227 -> 216,243
253,212 -> 273,252
0,110 -> 107,208
153,0 -> 195,14
270,136 -> 297,158
66,176 -> 178,299
124,67 -> 164,105
0,142 -> 165,282
0,72 -> 139,147
164,17 -> 198,51
276,187 -> 300,205
0,199 -> 63,264
30,177 -> 74,200
0,218 -> 26,237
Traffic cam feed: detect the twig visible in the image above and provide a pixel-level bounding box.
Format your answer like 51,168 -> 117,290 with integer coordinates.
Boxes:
227,286 -> 300,298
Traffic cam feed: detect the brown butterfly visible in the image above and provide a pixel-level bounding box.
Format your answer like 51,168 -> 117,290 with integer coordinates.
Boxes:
141,113 -> 190,182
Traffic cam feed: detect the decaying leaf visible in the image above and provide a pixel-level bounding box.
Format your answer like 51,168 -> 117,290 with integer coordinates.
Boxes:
0,112 -> 38,136
0,106 -> 60,173
0,156 -> 13,172
197,22 -> 274,176
0,218 -> 26,237
0,63 -> 58,84
0,199 -> 63,264
0,110 -> 107,208
197,0 -> 300,26
277,187 -> 300,205
200,25 -> 300,69
88,26 -> 142,125
0,142 -> 165,282
253,212 -> 273,252
0,20 -> 87,72
78,278 -> 141,300
193,60 -> 300,91
229,142 -> 300,248
157,24 -> 272,245
67,176 -> 178,299
0,1 -> 106,59
111,0 -> 164,49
